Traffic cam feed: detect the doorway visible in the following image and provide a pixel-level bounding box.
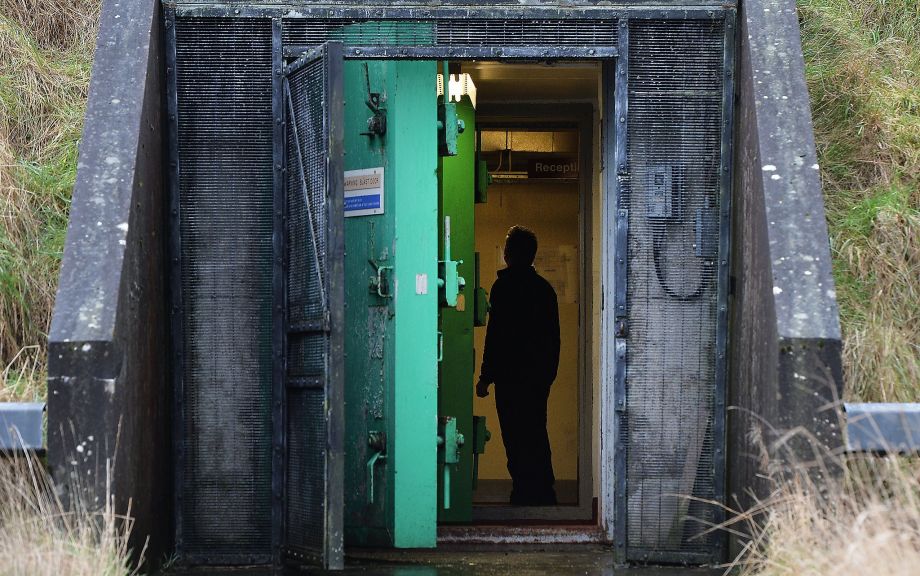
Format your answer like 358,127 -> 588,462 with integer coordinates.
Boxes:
437,63 -> 601,524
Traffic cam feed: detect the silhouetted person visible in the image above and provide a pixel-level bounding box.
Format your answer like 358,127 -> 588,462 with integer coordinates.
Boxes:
476,226 -> 560,506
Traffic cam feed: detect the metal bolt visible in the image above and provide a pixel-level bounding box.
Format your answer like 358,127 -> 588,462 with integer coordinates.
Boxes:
588,49 -> 596,56
619,116 -> 625,123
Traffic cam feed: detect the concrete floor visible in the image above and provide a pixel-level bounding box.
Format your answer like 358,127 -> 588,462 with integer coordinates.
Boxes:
166,545 -> 728,575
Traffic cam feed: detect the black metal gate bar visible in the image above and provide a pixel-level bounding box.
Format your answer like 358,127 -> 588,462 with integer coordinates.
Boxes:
271,16 -> 285,564
285,45 -> 616,60
171,4 -> 729,21
164,3 -> 185,559
611,15 -> 630,565
711,12 -> 737,563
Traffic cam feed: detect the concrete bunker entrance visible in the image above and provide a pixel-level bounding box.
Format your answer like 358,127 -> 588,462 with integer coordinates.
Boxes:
159,6 -> 734,569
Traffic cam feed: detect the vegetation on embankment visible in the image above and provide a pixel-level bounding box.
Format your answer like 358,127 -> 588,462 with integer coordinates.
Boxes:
1,0 -> 99,401
798,0 -> 919,400
0,0 -> 917,400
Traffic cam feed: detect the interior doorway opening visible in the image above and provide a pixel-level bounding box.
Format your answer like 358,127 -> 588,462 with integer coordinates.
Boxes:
437,61 -> 602,525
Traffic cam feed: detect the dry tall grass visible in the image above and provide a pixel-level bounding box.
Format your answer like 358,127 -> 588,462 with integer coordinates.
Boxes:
0,0 -> 99,400
0,451 -> 140,575
725,426 -> 920,576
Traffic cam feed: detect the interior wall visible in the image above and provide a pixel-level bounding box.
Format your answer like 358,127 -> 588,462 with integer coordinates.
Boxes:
473,181 -> 580,482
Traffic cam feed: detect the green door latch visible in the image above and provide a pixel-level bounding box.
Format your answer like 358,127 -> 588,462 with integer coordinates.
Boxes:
437,416 -> 465,509
438,216 -> 465,308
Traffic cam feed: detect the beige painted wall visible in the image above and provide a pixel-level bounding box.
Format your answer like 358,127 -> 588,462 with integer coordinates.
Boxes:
473,181 -> 580,481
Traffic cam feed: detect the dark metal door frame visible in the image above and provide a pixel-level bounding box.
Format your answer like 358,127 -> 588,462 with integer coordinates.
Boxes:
166,4 -> 734,568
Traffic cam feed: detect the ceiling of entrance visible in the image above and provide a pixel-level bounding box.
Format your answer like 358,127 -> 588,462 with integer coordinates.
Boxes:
460,62 -> 600,103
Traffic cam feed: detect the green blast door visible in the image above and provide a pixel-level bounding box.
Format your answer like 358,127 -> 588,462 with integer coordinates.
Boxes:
340,55 -> 488,546
437,97 -> 486,523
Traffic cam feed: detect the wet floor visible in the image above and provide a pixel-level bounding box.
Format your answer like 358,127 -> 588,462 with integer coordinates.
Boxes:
165,545 -> 728,575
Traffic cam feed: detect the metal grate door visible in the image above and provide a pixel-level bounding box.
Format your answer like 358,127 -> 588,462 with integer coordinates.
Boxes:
613,16 -> 732,564
282,41 -> 345,569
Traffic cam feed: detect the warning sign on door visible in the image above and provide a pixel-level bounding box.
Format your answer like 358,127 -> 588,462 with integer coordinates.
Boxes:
344,167 -> 384,217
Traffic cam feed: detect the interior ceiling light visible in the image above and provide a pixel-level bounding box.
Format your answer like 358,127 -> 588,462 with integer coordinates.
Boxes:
436,73 -> 477,109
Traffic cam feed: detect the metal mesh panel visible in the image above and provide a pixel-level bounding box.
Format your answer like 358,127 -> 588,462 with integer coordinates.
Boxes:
286,388 -> 326,549
282,18 -> 615,48
624,19 -> 724,561
284,47 -> 332,555
436,19 -> 616,46
175,16 -> 273,558
284,19 -> 434,45
287,56 -> 329,328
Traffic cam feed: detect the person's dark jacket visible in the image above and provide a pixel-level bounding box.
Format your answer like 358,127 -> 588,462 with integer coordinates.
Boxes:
480,265 -> 560,387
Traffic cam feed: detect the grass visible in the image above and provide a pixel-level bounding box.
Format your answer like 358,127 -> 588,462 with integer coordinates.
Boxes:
798,0 -> 920,400
0,0 -> 98,402
723,423 -> 920,576
0,451 -> 141,575
0,0 -> 916,574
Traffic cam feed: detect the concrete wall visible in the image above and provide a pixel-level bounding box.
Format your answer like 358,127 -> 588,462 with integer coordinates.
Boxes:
47,0 -> 170,563
729,0 -> 844,528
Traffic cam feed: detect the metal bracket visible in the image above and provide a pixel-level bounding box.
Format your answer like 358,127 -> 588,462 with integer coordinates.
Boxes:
368,260 -> 393,298
367,431 -> 387,505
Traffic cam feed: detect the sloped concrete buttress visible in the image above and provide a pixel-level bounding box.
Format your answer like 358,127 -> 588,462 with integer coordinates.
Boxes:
47,0 -> 170,564
728,0 -> 845,553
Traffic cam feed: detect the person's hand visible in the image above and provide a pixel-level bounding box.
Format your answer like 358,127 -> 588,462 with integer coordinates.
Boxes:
476,379 -> 491,398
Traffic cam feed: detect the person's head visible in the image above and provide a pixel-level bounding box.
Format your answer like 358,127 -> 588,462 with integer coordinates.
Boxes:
503,225 -> 538,268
